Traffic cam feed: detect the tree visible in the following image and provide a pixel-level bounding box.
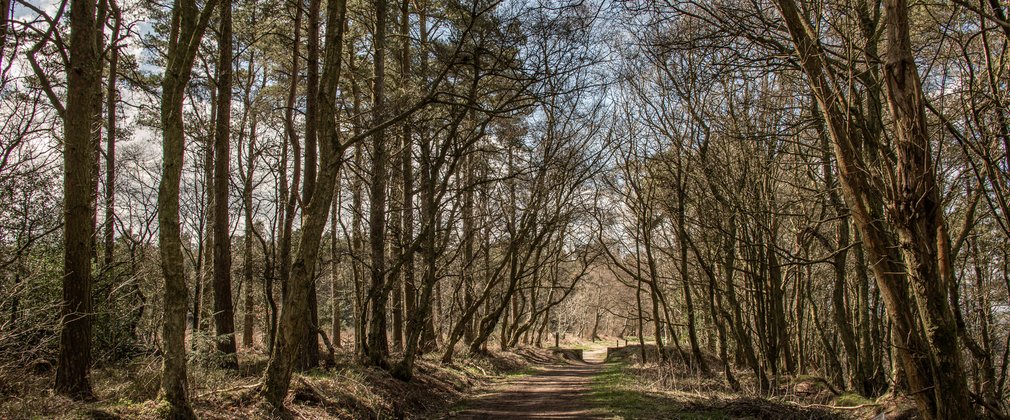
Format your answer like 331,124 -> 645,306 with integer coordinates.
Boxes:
772,0 -> 974,415
54,0 -> 104,401
880,0 -> 972,414
156,0 -> 217,415
363,0 -> 390,368
102,2 -> 123,271
261,0 -> 347,408
212,0 -> 238,369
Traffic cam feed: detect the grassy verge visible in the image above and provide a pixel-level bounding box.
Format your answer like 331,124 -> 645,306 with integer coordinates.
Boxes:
588,362 -> 729,420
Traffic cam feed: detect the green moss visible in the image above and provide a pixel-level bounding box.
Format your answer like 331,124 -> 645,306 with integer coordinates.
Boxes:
153,398 -> 174,417
836,392 -> 872,407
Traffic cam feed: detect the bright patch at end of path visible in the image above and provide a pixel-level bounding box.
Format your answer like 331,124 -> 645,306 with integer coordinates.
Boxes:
448,347 -> 615,419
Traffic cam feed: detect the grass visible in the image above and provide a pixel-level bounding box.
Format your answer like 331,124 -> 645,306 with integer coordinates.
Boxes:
588,362 -> 730,419
504,365 -> 539,378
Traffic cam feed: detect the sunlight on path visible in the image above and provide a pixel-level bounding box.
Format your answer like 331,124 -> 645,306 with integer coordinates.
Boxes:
448,343 -> 615,419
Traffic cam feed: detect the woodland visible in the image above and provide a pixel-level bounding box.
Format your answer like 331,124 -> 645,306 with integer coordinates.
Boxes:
1,0 -> 1009,418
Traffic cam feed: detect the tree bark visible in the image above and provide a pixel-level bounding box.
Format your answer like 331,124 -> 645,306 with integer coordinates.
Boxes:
274,0 -> 302,352
330,183 -> 342,348
195,88 -> 215,341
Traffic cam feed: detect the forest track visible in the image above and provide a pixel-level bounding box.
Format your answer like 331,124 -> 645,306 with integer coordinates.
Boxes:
447,347 -> 613,419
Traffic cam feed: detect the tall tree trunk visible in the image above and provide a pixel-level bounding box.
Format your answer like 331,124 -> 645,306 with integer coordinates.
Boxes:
351,141 -> 365,353
399,0 -> 415,356
346,30 -> 366,354
103,5 -> 121,270
157,0 -> 216,416
461,153 -> 475,345
348,55 -> 366,351
388,11 -> 407,348
274,0 -> 302,352
241,104 -> 258,349
279,55 -> 302,310
87,1 -> 107,274
330,184 -> 342,348
364,0 -> 389,368
389,114 -> 404,352
213,0 -> 238,369
195,90 -> 215,341
674,172 -> 707,372
295,0 -> 323,372
55,0 -> 102,401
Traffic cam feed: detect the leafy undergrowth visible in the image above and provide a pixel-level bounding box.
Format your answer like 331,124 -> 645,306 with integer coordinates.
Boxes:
0,348 -> 539,419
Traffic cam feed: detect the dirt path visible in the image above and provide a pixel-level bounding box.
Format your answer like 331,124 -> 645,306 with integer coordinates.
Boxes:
448,348 -> 612,419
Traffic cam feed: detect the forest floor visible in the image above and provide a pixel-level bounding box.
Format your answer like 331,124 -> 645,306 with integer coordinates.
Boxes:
0,348 -> 540,419
0,341 -> 912,419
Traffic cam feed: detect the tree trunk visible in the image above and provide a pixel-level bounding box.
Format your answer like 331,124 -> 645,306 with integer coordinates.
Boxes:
195,89 -> 215,341
158,0 -> 216,416
212,0 -> 238,369
261,0 -> 346,409
882,0 -> 973,415
102,5 -> 121,270
241,104 -> 257,349
774,0 -> 972,416
293,0 -> 322,372
55,0 -> 102,400
274,0 -> 301,352
399,0 -> 415,357
330,184 -> 342,348
347,50 -> 366,352
364,0 -> 390,368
